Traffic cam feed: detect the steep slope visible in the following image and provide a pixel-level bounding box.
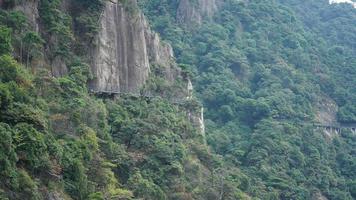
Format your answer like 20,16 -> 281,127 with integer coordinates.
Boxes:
0,0 -> 355,199
139,0 -> 356,199
0,0 -> 232,200
277,0 -> 356,123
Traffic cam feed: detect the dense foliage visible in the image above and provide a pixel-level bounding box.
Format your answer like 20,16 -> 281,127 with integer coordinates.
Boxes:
0,0 -> 355,199
0,1 -> 231,199
138,0 -> 356,199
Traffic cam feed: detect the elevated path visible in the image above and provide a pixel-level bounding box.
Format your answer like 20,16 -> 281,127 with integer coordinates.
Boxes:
89,89 -> 190,105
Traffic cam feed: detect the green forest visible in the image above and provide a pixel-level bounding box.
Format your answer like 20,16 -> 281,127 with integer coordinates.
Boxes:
0,0 -> 355,199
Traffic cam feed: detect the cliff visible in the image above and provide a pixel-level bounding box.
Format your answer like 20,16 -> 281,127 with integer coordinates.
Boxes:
10,0 -> 182,94
176,0 -> 219,26
6,0 -> 205,135
2,0 -> 356,199
89,0 -> 180,93
0,1 -> 211,199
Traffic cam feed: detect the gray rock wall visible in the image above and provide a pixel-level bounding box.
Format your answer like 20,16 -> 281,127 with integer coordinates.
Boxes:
176,0 -> 218,26
90,0 -> 179,93
9,0 -> 206,143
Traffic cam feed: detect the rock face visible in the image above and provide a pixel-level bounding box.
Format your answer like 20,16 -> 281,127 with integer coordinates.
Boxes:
90,0 -> 178,93
12,0 -> 68,76
314,96 -> 339,138
176,0 -> 218,26
145,30 -> 179,83
315,96 -> 338,125
188,106 -> 206,140
11,0 -> 182,93
11,0 -> 205,134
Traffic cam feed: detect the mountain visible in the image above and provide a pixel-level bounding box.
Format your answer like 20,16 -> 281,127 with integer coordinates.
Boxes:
0,0 -> 355,199
138,0 -> 356,199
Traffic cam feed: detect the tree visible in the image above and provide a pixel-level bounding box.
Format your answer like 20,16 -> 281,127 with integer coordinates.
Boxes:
22,31 -> 44,68
0,26 -> 12,55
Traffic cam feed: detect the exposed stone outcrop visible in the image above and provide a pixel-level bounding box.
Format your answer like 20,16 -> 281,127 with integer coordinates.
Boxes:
176,0 -> 218,26
12,0 -> 68,76
186,80 -> 205,138
11,0 -> 205,134
89,0 -> 179,93
145,30 -> 180,83
10,0 -> 183,94
187,106 -> 206,140
315,95 -> 338,125
315,96 -> 340,138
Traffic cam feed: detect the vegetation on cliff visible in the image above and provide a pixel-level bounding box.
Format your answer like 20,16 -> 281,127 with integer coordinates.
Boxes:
0,0 -> 355,200
0,1 -> 235,199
